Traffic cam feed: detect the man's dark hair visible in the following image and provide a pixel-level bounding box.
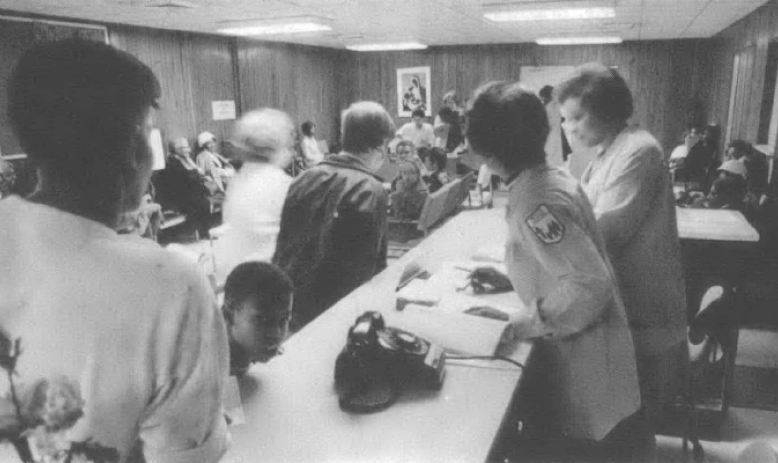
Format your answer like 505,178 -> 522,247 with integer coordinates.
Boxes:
223,261 -> 294,315
465,81 -> 549,172
301,121 -> 315,137
8,39 -> 160,224
727,140 -> 752,159
411,109 -> 425,119
426,147 -> 448,171
555,63 -> 633,124
438,106 -> 458,125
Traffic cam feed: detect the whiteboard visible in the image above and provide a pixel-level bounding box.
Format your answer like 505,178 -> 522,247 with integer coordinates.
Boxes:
519,66 -> 577,94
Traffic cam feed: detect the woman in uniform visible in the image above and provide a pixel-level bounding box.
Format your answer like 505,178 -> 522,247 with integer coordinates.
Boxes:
465,81 -> 642,461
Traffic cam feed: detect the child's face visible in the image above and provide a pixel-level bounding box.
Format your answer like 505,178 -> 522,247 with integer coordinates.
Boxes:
231,296 -> 292,363
397,145 -> 413,161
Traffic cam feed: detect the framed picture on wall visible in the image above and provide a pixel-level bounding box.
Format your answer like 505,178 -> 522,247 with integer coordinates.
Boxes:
397,66 -> 432,117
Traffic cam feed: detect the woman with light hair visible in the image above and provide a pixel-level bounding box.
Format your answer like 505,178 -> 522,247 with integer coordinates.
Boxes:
557,63 -> 686,457
216,108 -> 296,280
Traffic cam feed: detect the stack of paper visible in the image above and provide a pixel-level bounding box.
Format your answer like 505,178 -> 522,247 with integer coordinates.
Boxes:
392,260 -> 526,356
386,303 -> 512,357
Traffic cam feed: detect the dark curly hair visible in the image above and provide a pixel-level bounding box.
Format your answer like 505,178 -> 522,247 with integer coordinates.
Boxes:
465,81 -> 548,172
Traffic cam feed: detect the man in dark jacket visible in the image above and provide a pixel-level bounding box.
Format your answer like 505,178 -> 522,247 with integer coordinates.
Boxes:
273,101 -> 396,331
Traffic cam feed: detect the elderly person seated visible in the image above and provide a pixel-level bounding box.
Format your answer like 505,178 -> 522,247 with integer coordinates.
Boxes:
0,39 -> 228,462
216,109 -> 295,281
164,137 -> 220,239
196,131 -> 235,192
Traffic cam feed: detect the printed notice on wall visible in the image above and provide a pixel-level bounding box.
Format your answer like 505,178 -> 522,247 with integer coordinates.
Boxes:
149,128 -> 166,171
212,100 -> 236,121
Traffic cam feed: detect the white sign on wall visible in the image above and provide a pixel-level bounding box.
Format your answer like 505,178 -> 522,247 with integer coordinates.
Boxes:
149,128 -> 166,171
212,100 -> 236,121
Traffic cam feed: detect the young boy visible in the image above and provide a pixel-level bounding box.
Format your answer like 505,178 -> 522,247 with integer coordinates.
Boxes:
222,261 -> 294,376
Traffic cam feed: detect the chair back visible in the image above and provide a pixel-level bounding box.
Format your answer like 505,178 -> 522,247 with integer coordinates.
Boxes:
417,178 -> 461,233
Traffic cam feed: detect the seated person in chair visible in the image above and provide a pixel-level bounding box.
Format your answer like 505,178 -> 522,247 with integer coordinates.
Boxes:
675,124 -> 720,191
421,147 -> 450,193
387,140 -> 427,191
669,127 -> 700,176
196,131 -> 235,193
391,162 -> 428,220
165,137 -> 220,238
300,121 -> 325,167
679,160 -> 748,210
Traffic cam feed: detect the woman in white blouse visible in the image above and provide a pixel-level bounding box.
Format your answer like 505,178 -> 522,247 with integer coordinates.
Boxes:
557,63 -> 687,456
216,109 -> 295,281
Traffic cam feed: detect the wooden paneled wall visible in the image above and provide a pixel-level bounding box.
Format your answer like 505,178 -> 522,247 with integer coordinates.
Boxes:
236,40 -> 348,148
704,0 -> 778,146
350,40 -> 711,152
0,19 -> 34,156
0,13 -> 725,159
110,25 -> 237,152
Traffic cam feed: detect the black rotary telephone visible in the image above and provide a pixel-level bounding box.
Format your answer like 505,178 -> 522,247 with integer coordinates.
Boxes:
334,311 -> 446,413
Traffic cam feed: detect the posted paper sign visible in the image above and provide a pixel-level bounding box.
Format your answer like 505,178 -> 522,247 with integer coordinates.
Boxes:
149,128 -> 165,171
212,100 -> 236,121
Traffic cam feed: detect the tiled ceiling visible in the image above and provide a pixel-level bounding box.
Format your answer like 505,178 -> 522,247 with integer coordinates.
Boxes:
0,0 -> 769,49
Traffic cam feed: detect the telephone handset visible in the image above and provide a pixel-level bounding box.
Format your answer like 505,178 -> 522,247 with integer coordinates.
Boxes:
334,311 -> 446,413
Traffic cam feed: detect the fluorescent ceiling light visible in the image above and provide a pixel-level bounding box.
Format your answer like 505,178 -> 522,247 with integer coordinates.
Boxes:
536,36 -> 622,45
485,7 -> 615,22
346,42 -> 428,52
218,22 -> 331,36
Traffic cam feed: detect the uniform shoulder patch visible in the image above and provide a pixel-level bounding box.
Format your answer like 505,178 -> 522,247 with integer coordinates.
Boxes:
525,205 -> 565,244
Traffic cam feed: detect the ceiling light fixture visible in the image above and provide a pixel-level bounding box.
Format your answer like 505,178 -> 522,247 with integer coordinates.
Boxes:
485,7 -> 615,22
536,36 -> 622,45
218,22 -> 331,36
346,42 -> 428,52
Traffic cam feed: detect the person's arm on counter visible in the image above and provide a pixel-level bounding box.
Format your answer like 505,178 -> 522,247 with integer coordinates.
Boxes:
510,202 -> 613,339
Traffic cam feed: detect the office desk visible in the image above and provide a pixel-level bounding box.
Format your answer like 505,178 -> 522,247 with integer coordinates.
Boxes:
675,207 -> 760,302
225,208 -> 531,463
676,207 -> 759,242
